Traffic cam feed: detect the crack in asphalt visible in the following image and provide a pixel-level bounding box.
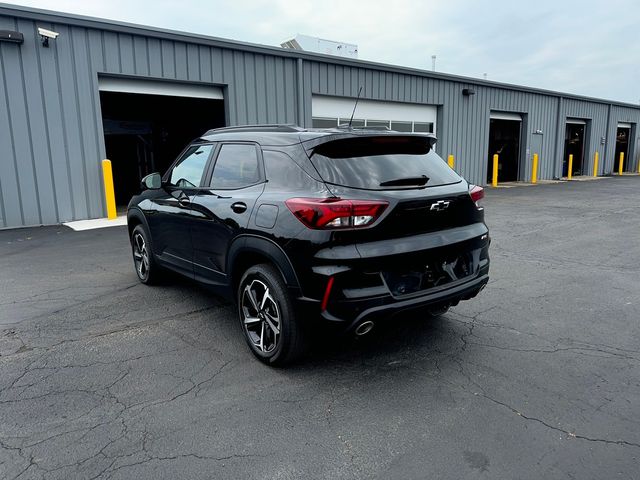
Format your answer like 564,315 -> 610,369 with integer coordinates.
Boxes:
477,392 -> 640,449
448,313 -> 640,361
0,352 -> 236,479
90,452 -> 268,480
0,303 -> 226,359
135,358 -> 233,412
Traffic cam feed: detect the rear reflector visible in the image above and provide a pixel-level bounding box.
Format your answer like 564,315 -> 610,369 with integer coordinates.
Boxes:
285,197 -> 388,229
320,276 -> 335,311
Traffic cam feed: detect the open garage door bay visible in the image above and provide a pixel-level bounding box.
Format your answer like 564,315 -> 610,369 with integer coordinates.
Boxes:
564,119 -> 587,177
615,123 -> 632,173
98,77 -> 225,208
487,112 -> 522,183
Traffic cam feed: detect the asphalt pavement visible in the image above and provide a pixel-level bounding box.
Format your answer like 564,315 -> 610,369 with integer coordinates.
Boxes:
1,176 -> 639,479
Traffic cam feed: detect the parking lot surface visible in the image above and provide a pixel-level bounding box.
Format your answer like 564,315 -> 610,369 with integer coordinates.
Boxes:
1,177 -> 639,479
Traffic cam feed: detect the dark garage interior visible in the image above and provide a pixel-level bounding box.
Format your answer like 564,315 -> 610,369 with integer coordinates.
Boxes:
614,126 -> 630,173
487,119 -> 521,183
99,92 -> 225,206
563,122 -> 585,177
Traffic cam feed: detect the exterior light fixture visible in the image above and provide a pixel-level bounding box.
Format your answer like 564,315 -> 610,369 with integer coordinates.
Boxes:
0,30 -> 24,45
462,88 -> 475,96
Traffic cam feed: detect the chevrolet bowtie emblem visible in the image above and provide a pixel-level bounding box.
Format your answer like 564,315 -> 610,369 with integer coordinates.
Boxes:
430,200 -> 451,211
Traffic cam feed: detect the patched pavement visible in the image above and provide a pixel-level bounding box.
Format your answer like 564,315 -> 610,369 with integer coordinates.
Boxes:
1,177 -> 639,479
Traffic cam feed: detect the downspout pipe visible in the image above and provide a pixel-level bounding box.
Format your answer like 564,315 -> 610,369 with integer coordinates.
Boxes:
604,103 -> 612,174
297,57 -> 304,127
553,95 -> 563,179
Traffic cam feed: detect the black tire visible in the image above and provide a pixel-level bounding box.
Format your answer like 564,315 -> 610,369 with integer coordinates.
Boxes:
131,224 -> 161,285
237,264 -> 305,366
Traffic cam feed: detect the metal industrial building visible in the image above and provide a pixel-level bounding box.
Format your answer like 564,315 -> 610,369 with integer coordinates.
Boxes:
1,3 -> 639,229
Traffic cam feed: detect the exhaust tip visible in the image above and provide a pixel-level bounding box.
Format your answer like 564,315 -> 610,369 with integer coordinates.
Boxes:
354,320 -> 375,336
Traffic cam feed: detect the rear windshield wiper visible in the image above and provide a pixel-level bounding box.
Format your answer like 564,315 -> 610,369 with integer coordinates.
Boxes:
379,175 -> 429,187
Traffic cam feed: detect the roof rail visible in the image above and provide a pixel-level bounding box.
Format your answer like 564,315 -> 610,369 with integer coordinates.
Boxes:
337,123 -> 393,132
336,124 -> 391,131
203,124 -> 304,136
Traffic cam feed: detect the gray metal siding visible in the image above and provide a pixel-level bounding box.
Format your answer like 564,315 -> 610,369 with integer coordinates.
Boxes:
306,61 -> 640,185
306,63 -> 569,184
0,14 -> 300,227
1,7 -> 640,228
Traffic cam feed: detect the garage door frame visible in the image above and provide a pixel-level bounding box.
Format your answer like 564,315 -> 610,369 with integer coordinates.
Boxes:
98,75 -> 224,100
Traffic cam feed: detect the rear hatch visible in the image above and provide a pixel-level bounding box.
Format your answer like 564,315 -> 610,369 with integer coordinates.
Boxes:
304,134 -> 482,243
298,133 -> 489,300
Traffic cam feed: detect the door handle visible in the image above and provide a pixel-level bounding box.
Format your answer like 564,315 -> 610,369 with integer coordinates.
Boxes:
231,202 -> 247,214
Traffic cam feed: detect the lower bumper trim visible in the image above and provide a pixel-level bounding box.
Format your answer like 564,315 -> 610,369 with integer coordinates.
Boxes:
316,273 -> 489,329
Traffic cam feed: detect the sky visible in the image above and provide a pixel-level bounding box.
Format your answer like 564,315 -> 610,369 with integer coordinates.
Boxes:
5,0 -> 640,104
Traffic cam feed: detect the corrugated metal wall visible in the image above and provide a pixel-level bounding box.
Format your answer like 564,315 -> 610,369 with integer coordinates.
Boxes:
304,61 -> 640,184
1,7 -> 640,228
0,13 -> 300,228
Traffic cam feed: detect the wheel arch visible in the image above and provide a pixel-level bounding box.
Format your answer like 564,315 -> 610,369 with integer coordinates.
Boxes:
227,235 -> 301,296
127,207 -> 150,240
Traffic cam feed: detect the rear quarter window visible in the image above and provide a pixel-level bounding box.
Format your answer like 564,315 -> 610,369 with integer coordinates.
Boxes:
263,150 -> 318,190
310,136 -> 461,190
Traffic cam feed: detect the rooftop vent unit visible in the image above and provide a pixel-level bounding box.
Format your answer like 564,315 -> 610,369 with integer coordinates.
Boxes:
281,34 -> 358,59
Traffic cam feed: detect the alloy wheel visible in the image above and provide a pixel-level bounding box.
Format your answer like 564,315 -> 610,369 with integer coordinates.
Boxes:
241,279 -> 281,353
133,232 -> 150,280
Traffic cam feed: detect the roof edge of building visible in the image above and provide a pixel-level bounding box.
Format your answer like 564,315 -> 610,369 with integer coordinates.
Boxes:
1,2 -> 638,110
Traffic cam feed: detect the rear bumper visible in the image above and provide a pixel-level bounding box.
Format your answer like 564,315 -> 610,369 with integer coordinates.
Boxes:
296,269 -> 489,331
290,222 -> 490,329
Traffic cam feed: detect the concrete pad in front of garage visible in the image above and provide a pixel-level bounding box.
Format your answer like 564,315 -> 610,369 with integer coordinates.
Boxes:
1,177 -> 640,479
494,179 -> 566,188
63,216 -> 128,231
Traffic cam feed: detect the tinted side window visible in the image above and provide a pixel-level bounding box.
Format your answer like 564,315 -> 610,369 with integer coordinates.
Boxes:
211,144 -> 261,189
169,144 -> 213,188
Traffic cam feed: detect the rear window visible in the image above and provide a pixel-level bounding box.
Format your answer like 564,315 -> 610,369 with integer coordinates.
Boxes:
309,136 -> 461,190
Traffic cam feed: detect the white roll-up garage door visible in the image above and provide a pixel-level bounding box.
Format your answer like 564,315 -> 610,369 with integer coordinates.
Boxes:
490,111 -> 522,122
98,76 -> 224,100
312,95 -> 437,133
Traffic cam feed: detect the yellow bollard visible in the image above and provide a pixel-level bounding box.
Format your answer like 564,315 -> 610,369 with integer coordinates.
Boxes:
567,154 -> 573,180
593,151 -> 599,177
618,152 -> 624,175
492,154 -> 499,187
447,154 -> 454,169
531,153 -> 539,184
102,159 -> 117,220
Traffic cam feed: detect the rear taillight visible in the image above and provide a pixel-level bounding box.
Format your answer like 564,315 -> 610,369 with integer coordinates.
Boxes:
469,185 -> 484,208
285,197 -> 388,229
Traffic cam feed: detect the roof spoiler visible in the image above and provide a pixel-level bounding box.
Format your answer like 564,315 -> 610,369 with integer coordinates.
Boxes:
302,132 -> 437,155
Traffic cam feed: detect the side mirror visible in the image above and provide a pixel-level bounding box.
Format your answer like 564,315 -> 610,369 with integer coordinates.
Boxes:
141,172 -> 162,190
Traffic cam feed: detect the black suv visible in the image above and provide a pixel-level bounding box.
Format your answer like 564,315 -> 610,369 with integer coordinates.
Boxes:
127,125 -> 490,365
